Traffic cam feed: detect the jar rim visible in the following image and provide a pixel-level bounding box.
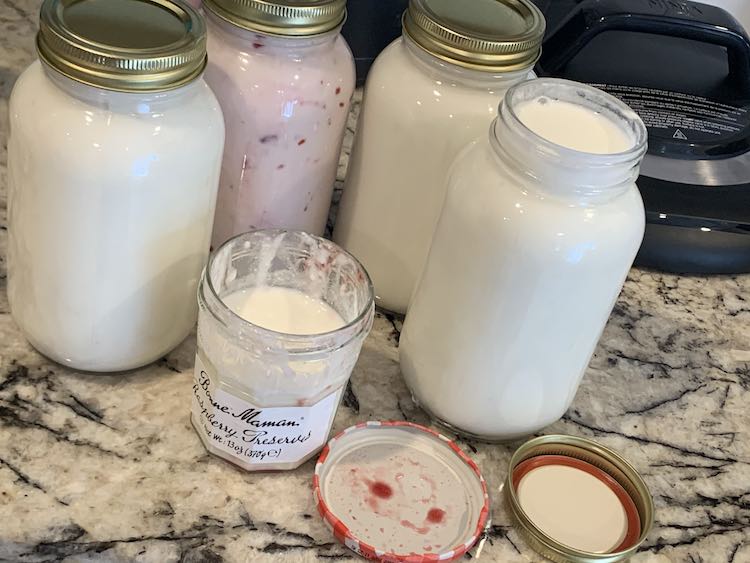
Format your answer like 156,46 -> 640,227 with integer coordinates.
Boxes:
488,78 -> 649,198
201,230 -> 375,352
498,78 -> 648,163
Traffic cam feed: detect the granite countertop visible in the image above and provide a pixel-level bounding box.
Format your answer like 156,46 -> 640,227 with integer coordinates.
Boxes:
1,2 -> 749,562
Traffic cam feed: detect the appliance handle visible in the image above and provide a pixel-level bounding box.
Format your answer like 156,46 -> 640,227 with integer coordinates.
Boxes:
538,0 -> 750,91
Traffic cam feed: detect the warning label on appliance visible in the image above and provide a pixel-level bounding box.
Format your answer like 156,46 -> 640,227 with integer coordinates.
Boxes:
590,84 -> 750,144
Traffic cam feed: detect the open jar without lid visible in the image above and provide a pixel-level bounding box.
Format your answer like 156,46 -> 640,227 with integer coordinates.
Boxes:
399,78 -> 648,441
191,230 -> 374,471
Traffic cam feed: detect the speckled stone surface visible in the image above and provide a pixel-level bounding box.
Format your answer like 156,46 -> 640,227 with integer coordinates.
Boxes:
1,1 -> 749,562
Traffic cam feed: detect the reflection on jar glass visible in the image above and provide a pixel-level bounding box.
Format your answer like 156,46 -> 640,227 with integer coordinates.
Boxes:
192,230 -> 374,471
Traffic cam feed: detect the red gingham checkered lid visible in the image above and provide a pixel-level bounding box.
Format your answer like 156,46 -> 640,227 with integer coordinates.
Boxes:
313,421 -> 490,562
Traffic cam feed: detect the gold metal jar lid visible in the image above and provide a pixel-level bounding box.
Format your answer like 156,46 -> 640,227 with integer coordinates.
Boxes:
37,0 -> 207,93
505,435 -> 654,563
203,0 -> 346,37
403,0 -> 545,72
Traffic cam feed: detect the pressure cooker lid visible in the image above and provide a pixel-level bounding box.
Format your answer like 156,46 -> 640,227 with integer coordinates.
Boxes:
536,0 -> 750,164
535,0 -> 750,274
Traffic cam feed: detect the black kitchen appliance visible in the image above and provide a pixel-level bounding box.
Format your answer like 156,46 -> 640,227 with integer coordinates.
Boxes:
536,0 -> 750,273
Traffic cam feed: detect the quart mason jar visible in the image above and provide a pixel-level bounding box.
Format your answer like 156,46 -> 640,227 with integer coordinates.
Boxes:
7,0 -> 224,372
192,230 -> 374,471
334,0 -> 545,314
400,78 -> 648,441
204,0 -> 355,246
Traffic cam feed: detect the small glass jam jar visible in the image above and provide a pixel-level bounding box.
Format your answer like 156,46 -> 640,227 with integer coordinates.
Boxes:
191,230 -> 374,471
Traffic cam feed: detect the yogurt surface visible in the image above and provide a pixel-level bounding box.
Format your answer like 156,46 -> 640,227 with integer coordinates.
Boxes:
515,97 -> 633,153
223,286 -> 345,335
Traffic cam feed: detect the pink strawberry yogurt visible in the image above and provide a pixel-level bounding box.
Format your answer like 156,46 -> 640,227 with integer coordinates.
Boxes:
203,0 -> 354,247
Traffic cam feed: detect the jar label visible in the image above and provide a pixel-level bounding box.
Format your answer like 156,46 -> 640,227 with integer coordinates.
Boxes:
191,355 -> 339,466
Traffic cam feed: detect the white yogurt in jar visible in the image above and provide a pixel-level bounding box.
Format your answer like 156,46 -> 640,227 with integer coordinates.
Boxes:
192,231 -> 374,471
515,97 -> 633,154
399,79 -> 647,440
334,0 -> 545,314
334,38 -> 534,314
8,63 -> 224,371
7,0 -> 224,372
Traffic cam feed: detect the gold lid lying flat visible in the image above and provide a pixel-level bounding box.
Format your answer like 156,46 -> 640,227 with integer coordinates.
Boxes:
203,0 -> 346,37
37,0 -> 207,93
505,434 -> 655,563
403,0 -> 545,72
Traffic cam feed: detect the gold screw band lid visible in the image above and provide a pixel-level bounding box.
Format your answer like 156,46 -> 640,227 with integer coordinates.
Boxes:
505,435 -> 654,563
403,0 -> 545,72
37,0 -> 207,93
203,0 -> 346,37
